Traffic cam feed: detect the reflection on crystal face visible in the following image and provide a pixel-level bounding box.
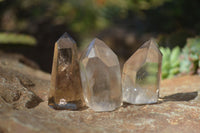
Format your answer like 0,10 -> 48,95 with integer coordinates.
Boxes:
80,38 -> 122,111
122,39 -> 162,104
48,33 -> 84,110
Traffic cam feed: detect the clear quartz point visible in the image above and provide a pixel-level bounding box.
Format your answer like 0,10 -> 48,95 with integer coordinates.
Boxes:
80,38 -> 122,112
48,33 -> 84,110
122,39 -> 162,104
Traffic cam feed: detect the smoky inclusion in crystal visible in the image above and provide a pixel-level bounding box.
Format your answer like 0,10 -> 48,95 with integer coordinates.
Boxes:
48,33 -> 84,110
122,39 -> 162,104
80,38 -> 122,112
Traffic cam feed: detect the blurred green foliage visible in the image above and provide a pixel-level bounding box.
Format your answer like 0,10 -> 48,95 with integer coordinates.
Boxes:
180,37 -> 200,74
0,33 -> 36,45
160,46 -> 181,79
160,36 -> 200,79
1,0 -> 199,37
0,0 -> 176,45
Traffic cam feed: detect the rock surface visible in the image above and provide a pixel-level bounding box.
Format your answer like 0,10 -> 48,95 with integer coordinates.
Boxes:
0,52 -> 200,133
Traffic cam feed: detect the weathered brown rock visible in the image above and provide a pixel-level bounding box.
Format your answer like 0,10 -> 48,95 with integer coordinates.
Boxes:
0,52 -> 200,133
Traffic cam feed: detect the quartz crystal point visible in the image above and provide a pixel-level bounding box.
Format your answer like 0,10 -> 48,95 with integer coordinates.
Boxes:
122,39 -> 162,104
80,38 -> 122,112
48,33 -> 84,110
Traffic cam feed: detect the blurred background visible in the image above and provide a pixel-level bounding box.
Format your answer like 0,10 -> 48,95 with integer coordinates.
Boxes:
0,0 -> 199,79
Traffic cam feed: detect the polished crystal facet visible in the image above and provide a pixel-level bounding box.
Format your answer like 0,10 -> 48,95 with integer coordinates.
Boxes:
48,33 -> 83,110
80,38 -> 122,112
122,39 -> 162,104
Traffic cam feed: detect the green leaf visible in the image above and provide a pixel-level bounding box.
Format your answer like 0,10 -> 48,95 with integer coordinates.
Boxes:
169,67 -> 179,75
170,46 -> 180,62
171,60 -> 180,68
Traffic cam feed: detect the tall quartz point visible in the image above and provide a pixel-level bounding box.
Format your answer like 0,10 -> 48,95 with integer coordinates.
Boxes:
122,39 -> 162,104
80,38 -> 122,112
48,33 -> 83,110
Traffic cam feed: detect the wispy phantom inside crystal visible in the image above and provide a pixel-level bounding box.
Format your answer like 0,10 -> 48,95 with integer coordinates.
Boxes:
122,39 -> 162,104
80,38 -> 122,111
48,33 -> 84,110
